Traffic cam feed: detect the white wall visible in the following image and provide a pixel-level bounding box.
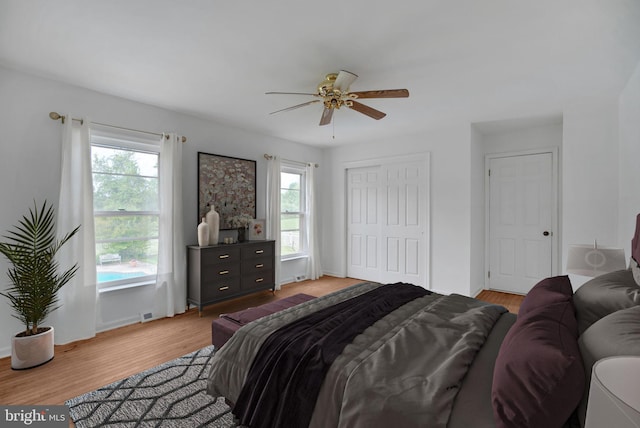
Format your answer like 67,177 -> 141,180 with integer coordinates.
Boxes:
322,123 -> 473,296
469,126 -> 486,296
562,99 -> 620,265
0,66 -> 322,357
618,61 -> 640,258
479,120 -> 563,154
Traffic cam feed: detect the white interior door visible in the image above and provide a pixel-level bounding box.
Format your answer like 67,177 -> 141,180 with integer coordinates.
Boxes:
488,152 -> 554,294
347,166 -> 382,282
347,158 -> 428,287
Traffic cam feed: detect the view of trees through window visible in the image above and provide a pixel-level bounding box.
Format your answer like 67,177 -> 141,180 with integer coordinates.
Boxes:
92,144 -> 159,285
281,170 -> 304,256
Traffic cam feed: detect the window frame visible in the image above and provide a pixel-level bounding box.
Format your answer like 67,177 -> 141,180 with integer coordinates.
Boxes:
91,131 -> 161,291
280,162 -> 307,261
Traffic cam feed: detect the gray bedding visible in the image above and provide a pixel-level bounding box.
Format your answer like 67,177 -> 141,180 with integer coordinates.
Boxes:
207,282 -> 511,427
448,312 -> 516,428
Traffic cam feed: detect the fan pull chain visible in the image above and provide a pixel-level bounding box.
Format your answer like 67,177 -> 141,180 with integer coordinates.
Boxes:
332,115 -> 336,139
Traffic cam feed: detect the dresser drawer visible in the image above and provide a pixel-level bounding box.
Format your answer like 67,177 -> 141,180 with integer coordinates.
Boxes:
202,263 -> 241,282
241,270 -> 274,291
201,246 -> 241,265
242,255 -> 274,274
241,242 -> 274,260
202,277 -> 241,301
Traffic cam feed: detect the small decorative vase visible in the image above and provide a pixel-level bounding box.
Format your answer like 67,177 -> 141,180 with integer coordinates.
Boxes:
206,205 -> 220,245
197,218 -> 209,246
237,227 -> 246,243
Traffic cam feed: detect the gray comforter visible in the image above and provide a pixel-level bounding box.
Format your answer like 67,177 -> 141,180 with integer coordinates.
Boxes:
207,282 -> 507,428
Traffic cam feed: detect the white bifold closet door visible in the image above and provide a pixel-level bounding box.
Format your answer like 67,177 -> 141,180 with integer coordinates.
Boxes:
347,158 -> 428,288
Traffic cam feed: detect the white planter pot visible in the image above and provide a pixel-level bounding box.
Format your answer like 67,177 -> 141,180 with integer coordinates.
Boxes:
11,326 -> 55,370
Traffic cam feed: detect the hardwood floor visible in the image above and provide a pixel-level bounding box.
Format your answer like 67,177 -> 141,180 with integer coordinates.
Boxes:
0,276 -> 521,407
476,289 -> 525,314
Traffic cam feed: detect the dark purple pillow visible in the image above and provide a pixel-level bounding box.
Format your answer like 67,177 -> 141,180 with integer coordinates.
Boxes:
492,300 -> 585,428
518,275 -> 573,317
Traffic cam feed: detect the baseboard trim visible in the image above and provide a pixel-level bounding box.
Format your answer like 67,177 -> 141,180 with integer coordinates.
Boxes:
97,315 -> 143,334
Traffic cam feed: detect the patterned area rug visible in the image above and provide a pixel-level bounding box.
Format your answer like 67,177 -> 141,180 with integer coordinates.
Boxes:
66,346 -> 238,427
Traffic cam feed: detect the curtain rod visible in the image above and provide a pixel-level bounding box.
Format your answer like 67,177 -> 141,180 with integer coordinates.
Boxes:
264,153 -> 319,168
49,112 -> 187,143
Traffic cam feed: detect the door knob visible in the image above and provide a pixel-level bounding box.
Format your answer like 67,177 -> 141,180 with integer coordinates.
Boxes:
543,231 -> 550,236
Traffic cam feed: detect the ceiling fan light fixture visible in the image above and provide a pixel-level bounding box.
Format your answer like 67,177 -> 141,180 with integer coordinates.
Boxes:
317,73 -> 338,95
267,70 -> 409,125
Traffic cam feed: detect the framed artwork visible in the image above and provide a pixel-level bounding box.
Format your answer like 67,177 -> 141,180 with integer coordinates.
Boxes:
249,219 -> 266,240
198,152 -> 256,230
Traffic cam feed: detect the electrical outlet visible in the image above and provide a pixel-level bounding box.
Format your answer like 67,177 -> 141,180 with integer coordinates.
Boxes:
295,275 -> 306,282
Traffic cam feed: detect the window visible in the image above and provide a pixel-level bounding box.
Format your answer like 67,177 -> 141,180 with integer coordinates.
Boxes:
280,163 -> 306,259
91,132 -> 160,289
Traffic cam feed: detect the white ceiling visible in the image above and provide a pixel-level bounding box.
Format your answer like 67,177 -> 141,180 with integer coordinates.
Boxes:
1,0 -> 639,147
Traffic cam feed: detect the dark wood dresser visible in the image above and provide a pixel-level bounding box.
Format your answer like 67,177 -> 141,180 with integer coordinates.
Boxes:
187,240 -> 276,315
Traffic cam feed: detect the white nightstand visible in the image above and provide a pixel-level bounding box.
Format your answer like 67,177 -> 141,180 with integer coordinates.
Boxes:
585,356 -> 640,428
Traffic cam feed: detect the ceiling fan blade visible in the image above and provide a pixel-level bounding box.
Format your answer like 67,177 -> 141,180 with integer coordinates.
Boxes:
349,89 -> 409,99
266,91 -> 319,96
333,70 -> 358,92
269,99 -> 321,115
319,107 -> 334,126
349,100 -> 387,120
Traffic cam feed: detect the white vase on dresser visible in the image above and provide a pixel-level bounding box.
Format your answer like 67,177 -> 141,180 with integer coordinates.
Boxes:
206,205 -> 220,245
197,218 -> 209,246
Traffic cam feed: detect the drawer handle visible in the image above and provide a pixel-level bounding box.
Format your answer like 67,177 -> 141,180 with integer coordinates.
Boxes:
219,286 -> 230,291
219,254 -> 230,259
219,270 -> 230,275
255,278 -> 264,283
255,249 -> 264,254
255,263 -> 264,268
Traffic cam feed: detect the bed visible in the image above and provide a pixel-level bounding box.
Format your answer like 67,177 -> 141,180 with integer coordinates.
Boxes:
206,214 -> 640,428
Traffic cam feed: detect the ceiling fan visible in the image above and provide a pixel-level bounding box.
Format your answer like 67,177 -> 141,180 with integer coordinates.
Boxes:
266,70 -> 409,126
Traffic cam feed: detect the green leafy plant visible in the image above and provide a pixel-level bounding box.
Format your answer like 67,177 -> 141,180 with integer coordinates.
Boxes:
0,201 -> 80,336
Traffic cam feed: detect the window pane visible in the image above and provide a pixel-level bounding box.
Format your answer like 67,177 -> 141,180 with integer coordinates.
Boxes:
281,230 -> 300,256
281,172 -> 300,189
91,142 -> 160,288
281,213 -> 301,256
280,168 -> 306,258
96,236 -> 158,266
94,215 -> 159,241
96,238 -> 158,284
281,213 -> 299,231
281,172 -> 301,212
92,146 -> 158,176
92,146 -> 159,212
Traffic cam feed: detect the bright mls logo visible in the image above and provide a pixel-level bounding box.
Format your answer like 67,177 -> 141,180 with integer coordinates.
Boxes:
1,406 -> 68,427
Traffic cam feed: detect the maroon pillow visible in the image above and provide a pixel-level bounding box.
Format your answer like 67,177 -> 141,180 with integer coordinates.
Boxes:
632,213 -> 640,266
518,275 -> 573,317
492,300 -> 585,428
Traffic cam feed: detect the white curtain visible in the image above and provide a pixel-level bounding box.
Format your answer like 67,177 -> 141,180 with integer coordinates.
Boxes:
266,156 -> 282,290
50,116 -> 97,344
155,133 -> 186,317
305,163 -> 323,280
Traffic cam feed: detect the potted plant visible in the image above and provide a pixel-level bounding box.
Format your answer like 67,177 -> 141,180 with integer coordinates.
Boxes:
0,201 -> 79,370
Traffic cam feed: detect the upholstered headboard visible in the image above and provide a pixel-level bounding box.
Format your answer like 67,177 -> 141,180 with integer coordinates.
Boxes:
632,213 -> 640,265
